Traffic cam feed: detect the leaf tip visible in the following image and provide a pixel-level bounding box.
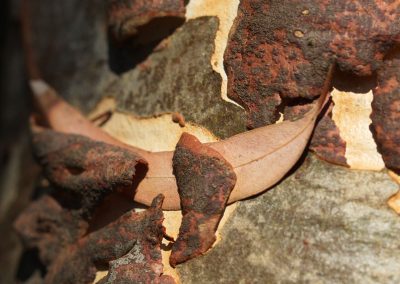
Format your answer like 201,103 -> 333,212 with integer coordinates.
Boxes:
29,79 -> 50,97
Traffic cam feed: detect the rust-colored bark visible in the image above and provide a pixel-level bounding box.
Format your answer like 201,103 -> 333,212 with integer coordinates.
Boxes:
15,194 -> 173,283
225,0 -> 400,128
310,99 -> 348,166
170,133 -> 237,267
32,129 -> 147,217
371,58 -> 400,174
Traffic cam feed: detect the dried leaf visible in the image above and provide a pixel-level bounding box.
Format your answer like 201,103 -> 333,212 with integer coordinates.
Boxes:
30,78 -> 330,210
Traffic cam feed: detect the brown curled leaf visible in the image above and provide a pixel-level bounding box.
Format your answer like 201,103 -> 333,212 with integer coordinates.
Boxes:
371,58 -> 400,174
43,194 -> 168,284
29,77 -> 330,210
107,0 -> 186,41
224,0 -> 400,128
169,133 -> 237,266
32,129 -> 148,217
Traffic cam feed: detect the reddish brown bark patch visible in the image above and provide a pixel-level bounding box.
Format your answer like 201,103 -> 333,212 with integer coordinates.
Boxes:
310,99 -> 348,166
16,192 -> 172,283
98,239 -> 175,284
170,133 -> 237,267
283,99 -> 314,122
41,195 -> 169,283
14,195 -> 86,267
16,130 -> 177,282
283,97 -> 347,166
371,58 -> 400,174
224,0 -> 400,128
108,0 -> 186,42
32,130 -> 147,218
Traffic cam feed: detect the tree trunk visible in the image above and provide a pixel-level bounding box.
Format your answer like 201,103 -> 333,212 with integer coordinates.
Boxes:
1,0 -> 400,283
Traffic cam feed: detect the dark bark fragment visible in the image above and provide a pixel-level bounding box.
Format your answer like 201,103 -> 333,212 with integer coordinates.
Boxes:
282,96 -> 347,166
98,239 -> 175,284
107,0 -> 186,42
224,0 -> 400,128
16,194 -> 170,284
43,195 -> 165,283
14,195 -> 86,267
371,58 -> 400,174
310,99 -> 348,166
170,133 -> 237,267
283,101 -> 314,122
32,130 -> 147,218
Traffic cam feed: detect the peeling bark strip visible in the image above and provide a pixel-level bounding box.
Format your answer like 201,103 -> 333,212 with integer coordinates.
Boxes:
224,0 -> 400,128
32,129 -> 147,216
14,196 -> 87,267
16,194 -> 171,284
98,240 -> 176,284
310,99 -> 348,166
45,194 -> 169,284
107,0 -> 186,41
96,195 -> 175,284
170,133 -> 237,267
371,59 -> 400,174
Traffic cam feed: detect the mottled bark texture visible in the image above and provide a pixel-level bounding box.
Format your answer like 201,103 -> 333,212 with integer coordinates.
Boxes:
105,16 -> 247,139
32,129 -> 147,218
107,0 -> 186,41
224,0 -> 400,128
371,58 -> 400,174
15,194 -> 171,284
170,133 -> 237,267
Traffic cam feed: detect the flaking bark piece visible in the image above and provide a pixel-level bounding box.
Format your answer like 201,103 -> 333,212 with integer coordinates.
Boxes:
170,133 -> 237,267
310,99 -> 348,166
98,240 -> 175,284
107,0 -> 186,42
283,98 -> 348,166
224,0 -> 400,128
32,129 -> 147,218
44,194 -> 169,284
371,58 -> 400,174
14,195 -> 86,267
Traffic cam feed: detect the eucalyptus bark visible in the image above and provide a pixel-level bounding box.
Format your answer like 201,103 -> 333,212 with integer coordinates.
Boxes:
1,1 -> 400,283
